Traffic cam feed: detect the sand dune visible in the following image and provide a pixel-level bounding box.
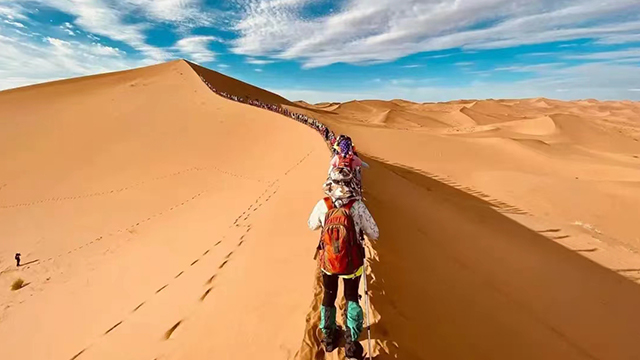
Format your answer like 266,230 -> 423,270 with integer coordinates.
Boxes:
2,61 -> 640,360
0,60 -> 326,360
302,96 -> 640,359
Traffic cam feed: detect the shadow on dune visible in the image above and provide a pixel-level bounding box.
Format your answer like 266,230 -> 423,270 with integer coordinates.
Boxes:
361,155 -> 640,360
19,259 -> 39,267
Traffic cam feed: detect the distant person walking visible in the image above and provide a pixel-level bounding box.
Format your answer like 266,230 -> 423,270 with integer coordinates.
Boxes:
308,179 -> 379,359
328,136 -> 368,199
15,253 -> 21,267
329,136 -> 368,173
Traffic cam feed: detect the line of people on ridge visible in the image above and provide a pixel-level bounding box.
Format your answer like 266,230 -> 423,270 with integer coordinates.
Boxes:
308,135 -> 379,360
197,75 -> 334,143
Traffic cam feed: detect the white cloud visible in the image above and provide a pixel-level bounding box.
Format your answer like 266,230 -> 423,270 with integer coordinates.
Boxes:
45,37 -> 71,48
455,62 -> 474,67
629,89 -> 640,92
61,25 -> 76,36
425,54 -> 454,59
0,3 -> 27,20
232,0 -> 640,68
402,64 -> 421,68
254,68 -> 263,72
90,43 -> 126,56
4,19 -> 26,28
59,22 -> 77,36
563,48 -> 640,61
122,0 -> 216,26
596,34 -> 640,45
493,63 -> 565,72
218,64 -> 229,68
520,52 -> 556,57
245,57 -> 275,65
175,35 -> 219,62
0,30 -> 152,91
11,0 -> 171,61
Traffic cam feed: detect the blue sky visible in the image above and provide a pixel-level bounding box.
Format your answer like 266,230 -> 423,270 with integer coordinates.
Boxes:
1,0 -> 640,102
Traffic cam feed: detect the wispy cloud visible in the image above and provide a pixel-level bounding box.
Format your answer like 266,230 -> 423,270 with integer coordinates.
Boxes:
174,35 -> 219,62
15,0 -> 169,60
0,31 -> 149,91
563,48 -> 640,61
246,57 -> 275,65
232,0 -> 640,68
122,0 -> 216,26
596,33 -> 640,45
4,19 -> 26,28
493,63 -> 564,72
0,3 -> 27,20
60,22 -> 75,36
425,54 -> 454,59
1,0 -> 639,102
8,0 -> 218,60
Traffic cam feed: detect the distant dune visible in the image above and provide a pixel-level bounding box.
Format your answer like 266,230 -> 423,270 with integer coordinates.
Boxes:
2,61 -> 640,360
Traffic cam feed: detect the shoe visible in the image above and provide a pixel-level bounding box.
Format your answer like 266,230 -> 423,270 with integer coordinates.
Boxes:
321,328 -> 338,353
345,340 -> 364,360
320,306 -> 338,353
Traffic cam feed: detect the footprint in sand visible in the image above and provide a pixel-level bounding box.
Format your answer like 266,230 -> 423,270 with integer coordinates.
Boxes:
104,321 -> 123,335
69,348 -> 86,360
218,260 -> 229,269
164,321 -> 182,340
200,287 -> 213,301
132,302 -> 145,312
206,275 -> 216,285
156,284 -> 169,294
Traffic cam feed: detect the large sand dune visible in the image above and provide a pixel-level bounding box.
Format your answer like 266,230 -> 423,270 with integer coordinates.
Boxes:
2,61 -> 640,360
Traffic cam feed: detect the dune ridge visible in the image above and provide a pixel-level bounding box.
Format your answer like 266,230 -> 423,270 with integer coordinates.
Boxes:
1,61 -> 640,360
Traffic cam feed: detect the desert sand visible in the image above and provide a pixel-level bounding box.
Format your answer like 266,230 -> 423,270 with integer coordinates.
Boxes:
2,60 -> 640,360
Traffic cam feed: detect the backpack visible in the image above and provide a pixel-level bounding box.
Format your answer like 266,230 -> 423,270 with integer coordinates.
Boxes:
319,197 -> 364,275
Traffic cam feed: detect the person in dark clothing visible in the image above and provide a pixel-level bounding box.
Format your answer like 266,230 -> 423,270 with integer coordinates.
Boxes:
15,253 -> 21,267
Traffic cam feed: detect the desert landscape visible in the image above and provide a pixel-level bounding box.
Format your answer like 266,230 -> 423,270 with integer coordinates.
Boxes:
2,60 -> 640,360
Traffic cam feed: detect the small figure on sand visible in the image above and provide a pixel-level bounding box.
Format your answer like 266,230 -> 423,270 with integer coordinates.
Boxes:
15,253 -> 21,267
